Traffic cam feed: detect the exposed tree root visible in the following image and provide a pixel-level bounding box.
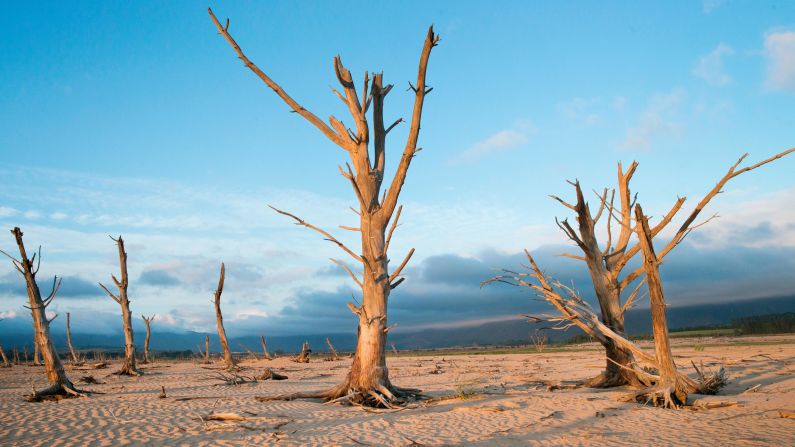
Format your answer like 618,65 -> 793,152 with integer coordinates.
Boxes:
25,381 -> 89,402
255,379 -> 425,408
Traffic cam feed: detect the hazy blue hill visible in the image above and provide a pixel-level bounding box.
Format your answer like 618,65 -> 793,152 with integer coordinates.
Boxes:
1,295 -> 793,353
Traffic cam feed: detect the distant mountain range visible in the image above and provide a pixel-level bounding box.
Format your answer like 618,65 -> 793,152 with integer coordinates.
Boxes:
1,295 -> 793,353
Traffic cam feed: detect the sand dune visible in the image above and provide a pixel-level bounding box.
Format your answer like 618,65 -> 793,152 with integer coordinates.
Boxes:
1,337 -> 793,446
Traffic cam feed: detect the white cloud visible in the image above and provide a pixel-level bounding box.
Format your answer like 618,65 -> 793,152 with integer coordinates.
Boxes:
0,207 -> 19,218
23,210 -> 41,219
622,88 -> 686,151
0,310 -> 17,319
764,30 -> 795,92
450,121 -> 534,164
693,43 -> 734,86
702,0 -> 724,14
556,97 -> 602,126
50,212 -> 68,220
234,308 -> 269,320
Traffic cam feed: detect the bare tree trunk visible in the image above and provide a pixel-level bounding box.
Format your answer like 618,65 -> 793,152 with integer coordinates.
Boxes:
13,346 -> 19,365
0,339 -> 9,367
213,263 -> 235,370
326,337 -> 339,361
631,204 -> 698,408
66,312 -> 80,364
23,345 -> 28,364
5,227 -> 84,400
33,334 -> 42,365
390,341 -> 398,356
204,335 -> 211,364
141,314 -> 154,364
99,236 -> 140,376
210,8 -> 438,406
261,336 -> 272,360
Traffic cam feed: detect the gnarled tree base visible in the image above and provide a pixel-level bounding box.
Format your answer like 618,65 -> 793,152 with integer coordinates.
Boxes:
619,362 -> 727,409
25,381 -> 88,402
256,377 -> 424,408
113,363 -> 142,376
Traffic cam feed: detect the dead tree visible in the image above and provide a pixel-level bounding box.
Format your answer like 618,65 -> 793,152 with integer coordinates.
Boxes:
209,7 -> 437,406
484,248 -> 725,408
141,314 -> 155,364
326,337 -> 340,361
204,335 -> 211,364
65,312 -> 80,365
213,263 -> 236,370
0,335 -> 9,367
99,236 -> 141,376
261,336 -> 272,360
1,227 -> 84,400
32,333 -> 42,365
13,346 -> 19,365
548,148 -> 794,387
294,341 -> 311,363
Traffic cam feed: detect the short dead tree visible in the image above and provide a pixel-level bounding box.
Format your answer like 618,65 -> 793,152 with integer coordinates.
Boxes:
530,329 -> 547,353
32,333 -> 42,366
256,368 -> 288,381
65,312 -> 82,365
484,246 -> 726,409
209,7 -> 438,407
0,335 -> 10,367
141,314 -> 155,364
203,335 -> 211,364
293,341 -> 311,363
212,263 -> 236,370
325,337 -> 340,361
261,335 -> 273,360
99,236 -> 141,376
1,227 -> 86,400
546,149 -> 793,387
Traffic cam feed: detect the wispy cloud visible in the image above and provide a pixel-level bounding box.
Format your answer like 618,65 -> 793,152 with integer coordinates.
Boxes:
763,29 -> 795,93
622,88 -> 686,151
693,43 -> 734,86
449,121 -> 534,164
702,0 -> 724,14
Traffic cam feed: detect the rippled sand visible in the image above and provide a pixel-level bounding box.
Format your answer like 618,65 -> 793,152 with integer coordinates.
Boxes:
1,337 -> 793,446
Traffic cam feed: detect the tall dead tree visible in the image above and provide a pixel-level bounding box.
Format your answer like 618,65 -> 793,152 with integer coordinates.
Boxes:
141,314 -> 155,364
213,263 -> 236,370
1,227 -> 84,400
99,236 -> 141,376
204,335 -> 211,364
484,247 -> 725,408
549,148 -> 793,387
261,336 -> 272,360
209,7 -> 438,406
66,312 -> 80,364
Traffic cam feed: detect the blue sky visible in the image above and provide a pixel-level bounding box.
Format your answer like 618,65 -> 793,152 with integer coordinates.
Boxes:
1,1 -> 794,336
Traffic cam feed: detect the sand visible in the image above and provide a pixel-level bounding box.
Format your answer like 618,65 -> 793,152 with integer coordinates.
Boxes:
1,336 -> 794,446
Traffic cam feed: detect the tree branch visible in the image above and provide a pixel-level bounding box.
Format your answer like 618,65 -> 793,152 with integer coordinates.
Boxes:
208,8 -> 352,151
269,205 -> 363,263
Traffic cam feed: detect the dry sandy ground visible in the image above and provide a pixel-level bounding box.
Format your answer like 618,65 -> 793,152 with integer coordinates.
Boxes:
1,336 -> 794,446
